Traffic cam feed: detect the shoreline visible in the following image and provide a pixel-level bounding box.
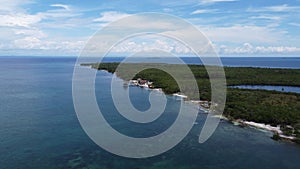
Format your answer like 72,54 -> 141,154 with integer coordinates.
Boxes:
126,75 -> 297,142
233,120 -> 296,141
189,99 -> 297,142
89,64 -> 299,143
132,80 -> 298,142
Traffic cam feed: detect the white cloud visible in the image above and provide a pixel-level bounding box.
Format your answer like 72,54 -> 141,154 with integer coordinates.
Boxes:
81,13 -> 297,56
92,13 -> 183,31
199,0 -> 237,5
50,4 -> 70,11
263,4 -> 299,12
248,4 -> 300,13
201,25 -> 285,44
37,11 -> 80,19
0,1 -> 299,56
93,11 -> 130,23
220,43 -> 300,55
163,8 -> 174,13
255,46 -> 300,54
249,15 -> 282,21
14,36 -> 42,49
220,43 -> 253,54
0,0 -> 33,12
37,4 -> 81,19
0,2 -> 78,29
0,1 -> 84,55
14,28 -> 47,38
89,32 -> 300,55
0,13 -> 41,28
13,36 -> 85,52
99,35 -> 191,54
191,9 -> 217,15
289,23 -> 300,27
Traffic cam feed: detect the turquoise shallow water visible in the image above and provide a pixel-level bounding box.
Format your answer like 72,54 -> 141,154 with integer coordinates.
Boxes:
1,57 -> 300,169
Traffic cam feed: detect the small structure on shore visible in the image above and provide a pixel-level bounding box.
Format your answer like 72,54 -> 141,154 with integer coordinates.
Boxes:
129,79 -> 153,88
173,93 -> 188,100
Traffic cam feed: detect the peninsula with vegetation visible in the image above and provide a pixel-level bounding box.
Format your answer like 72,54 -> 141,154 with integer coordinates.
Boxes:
82,62 -> 300,144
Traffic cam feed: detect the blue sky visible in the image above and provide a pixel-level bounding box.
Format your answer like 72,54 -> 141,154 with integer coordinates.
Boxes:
0,0 -> 300,56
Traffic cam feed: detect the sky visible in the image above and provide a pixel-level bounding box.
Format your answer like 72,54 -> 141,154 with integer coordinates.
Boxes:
0,0 -> 300,56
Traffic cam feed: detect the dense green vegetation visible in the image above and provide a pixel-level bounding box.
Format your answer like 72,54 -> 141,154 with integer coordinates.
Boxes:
82,62 -> 300,142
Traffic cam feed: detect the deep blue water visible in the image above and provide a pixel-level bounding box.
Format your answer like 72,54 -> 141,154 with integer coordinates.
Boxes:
1,56 -> 300,169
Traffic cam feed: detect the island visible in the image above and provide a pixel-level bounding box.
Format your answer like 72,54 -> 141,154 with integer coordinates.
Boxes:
81,62 -> 300,144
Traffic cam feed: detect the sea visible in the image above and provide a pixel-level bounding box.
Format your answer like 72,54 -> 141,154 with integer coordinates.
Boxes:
0,56 -> 300,169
